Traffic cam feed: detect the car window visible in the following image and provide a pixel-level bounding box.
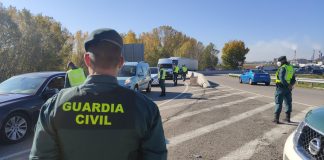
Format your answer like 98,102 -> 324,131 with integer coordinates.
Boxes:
0,76 -> 46,94
47,76 -> 65,91
251,70 -> 266,73
118,65 -> 137,77
150,68 -> 158,74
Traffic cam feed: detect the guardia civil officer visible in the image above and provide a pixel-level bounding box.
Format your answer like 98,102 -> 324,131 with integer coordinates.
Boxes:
64,61 -> 86,88
159,66 -> 167,97
181,64 -> 188,82
30,28 -> 167,160
173,64 -> 179,86
273,56 -> 296,124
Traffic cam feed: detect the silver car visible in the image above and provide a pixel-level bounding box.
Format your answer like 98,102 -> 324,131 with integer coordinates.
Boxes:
149,67 -> 159,86
117,62 -> 151,92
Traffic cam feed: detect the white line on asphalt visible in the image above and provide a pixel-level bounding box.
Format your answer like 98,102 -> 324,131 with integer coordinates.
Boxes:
167,103 -> 274,148
163,95 -> 259,123
187,89 -> 234,98
157,82 -> 189,107
189,87 -> 215,93
218,105 -> 314,160
0,149 -> 30,160
219,85 -> 313,107
159,91 -> 246,111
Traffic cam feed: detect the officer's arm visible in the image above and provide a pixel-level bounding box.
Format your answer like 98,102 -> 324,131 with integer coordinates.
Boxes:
30,95 -> 61,160
159,70 -> 163,80
279,67 -> 289,87
141,103 -> 167,160
64,74 -> 71,88
290,73 -> 296,86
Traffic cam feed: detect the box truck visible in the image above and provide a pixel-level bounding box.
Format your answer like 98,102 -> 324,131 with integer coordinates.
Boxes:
169,57 -> 198,71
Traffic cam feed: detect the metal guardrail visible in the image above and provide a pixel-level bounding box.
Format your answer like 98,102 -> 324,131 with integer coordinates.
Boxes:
228,73 -> 324,85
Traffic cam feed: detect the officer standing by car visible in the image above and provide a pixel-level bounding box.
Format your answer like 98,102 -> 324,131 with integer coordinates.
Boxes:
173,64 -> 179,86
273,56 -> 296,124
64,61 -> 86,88
30,28 -> 167,160
181,64 -> 188,82
158,66 -> 167,97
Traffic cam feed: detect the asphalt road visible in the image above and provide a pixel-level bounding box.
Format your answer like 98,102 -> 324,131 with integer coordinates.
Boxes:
1,75 -> 323,160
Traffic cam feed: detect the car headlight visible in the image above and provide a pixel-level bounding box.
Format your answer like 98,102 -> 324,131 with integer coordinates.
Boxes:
124,78 -> 132,85
293,121 -> 306,146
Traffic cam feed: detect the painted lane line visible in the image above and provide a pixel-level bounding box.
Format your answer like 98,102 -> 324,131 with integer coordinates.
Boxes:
218,105 -> 315,160
163,95 -> 259,123
160,91 -> 246,111
186,89 -> 235,98
167,103 -> 274,148
157,82 -> 189,107
0,149 -> 30,160
219,84 -> 313,107
189,87 -> 215,93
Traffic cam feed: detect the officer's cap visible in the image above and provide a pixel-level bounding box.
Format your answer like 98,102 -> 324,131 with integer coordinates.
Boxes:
84,28 -> 123,52
278,56 -> 287,62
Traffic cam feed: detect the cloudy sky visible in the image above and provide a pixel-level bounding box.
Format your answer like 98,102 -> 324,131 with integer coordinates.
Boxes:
2,0 -> 323,61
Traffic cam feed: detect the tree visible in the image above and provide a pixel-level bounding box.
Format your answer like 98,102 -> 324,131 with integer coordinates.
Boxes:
71,31 -> 88,71
221,40 -> 249,69
199,43 -> 219,70
123,30 -> 137,44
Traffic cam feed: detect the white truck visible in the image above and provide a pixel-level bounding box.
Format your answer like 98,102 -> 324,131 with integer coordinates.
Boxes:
157,58 -> 174,80
169,57 -> 198,71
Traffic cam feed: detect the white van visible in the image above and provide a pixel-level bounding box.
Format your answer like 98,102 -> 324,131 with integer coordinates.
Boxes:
157,58 -> 173,80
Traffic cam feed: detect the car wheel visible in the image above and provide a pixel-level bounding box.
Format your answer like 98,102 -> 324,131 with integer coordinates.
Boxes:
249,79 -> 254,85
146,82 -> 151,93
0,112 -> 31,144
239,78 -> 243,83
265,82 -> 270,86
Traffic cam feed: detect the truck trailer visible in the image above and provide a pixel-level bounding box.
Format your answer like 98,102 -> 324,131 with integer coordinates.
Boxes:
169,57 -> 198,71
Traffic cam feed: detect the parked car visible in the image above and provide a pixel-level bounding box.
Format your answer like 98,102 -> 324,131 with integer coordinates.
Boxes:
0,72 -> 65,144
117,62 -> 151,92
283,107 -> 324,160
150,67 -> 159,86
239,69 -> 271,86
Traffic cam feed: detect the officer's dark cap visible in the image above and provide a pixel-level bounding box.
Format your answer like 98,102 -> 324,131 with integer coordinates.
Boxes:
278,56 -> 287,62
84,28 -> 123,52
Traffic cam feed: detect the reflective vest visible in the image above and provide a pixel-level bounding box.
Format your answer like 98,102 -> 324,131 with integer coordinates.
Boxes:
158,69 -> 166,80
67,68 -> 86,87
182,66 -> 188,73
275,64 -> 294,84
173,66 -> 179,73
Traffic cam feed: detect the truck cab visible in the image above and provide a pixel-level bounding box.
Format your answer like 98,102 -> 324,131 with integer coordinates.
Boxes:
157,58 -> 174,80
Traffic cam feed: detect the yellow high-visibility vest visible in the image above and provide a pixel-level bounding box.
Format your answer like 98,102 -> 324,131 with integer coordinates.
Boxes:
158,69 -> 166,80
275,64 -> 294,84
67,68 -> 86,87
182,66 -> 188,72
173,66 -> 179,73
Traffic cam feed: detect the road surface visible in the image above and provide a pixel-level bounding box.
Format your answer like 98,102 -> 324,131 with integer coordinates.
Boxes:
0,75 -> 323,160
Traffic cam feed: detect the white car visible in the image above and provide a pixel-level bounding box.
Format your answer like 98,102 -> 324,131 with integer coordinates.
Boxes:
149,67 -> 159,86
283,107 -> 324,160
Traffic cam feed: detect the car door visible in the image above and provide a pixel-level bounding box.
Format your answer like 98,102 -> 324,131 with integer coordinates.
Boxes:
242,71 -> 248,83
137,65 -> 145,90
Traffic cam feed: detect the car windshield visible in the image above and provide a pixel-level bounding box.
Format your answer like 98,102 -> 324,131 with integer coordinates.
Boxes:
159,64 -> 172,68
150,68 -> 158,74
251,70 -> 266,73
118,65 -> 137,77
0,76 -> 46,94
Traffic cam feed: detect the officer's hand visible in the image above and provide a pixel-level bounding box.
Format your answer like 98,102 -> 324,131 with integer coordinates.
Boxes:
288,84 -> 293,91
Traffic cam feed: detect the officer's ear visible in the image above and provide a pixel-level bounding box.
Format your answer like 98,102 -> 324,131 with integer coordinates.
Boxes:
84,53 -> 92,68
118,56 -> 124,69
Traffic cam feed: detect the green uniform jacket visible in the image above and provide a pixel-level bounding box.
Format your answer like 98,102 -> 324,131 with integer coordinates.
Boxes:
277,64 -> 296,89
30,75 -> 167,160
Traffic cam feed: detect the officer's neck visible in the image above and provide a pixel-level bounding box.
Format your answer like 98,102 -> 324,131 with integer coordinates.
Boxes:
88,68 -> 118,77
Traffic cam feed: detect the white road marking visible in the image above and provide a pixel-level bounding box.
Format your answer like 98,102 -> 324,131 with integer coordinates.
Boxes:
163,95 -> 259,123
218,105 -> 314,160
187,89 -> 234,98
167,103 -> 274,148
157,82 -> 189,107
219,84 -> 313,107
160,91 -> 246,111
0,149 -> 30,160
189,87 -> 215,93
